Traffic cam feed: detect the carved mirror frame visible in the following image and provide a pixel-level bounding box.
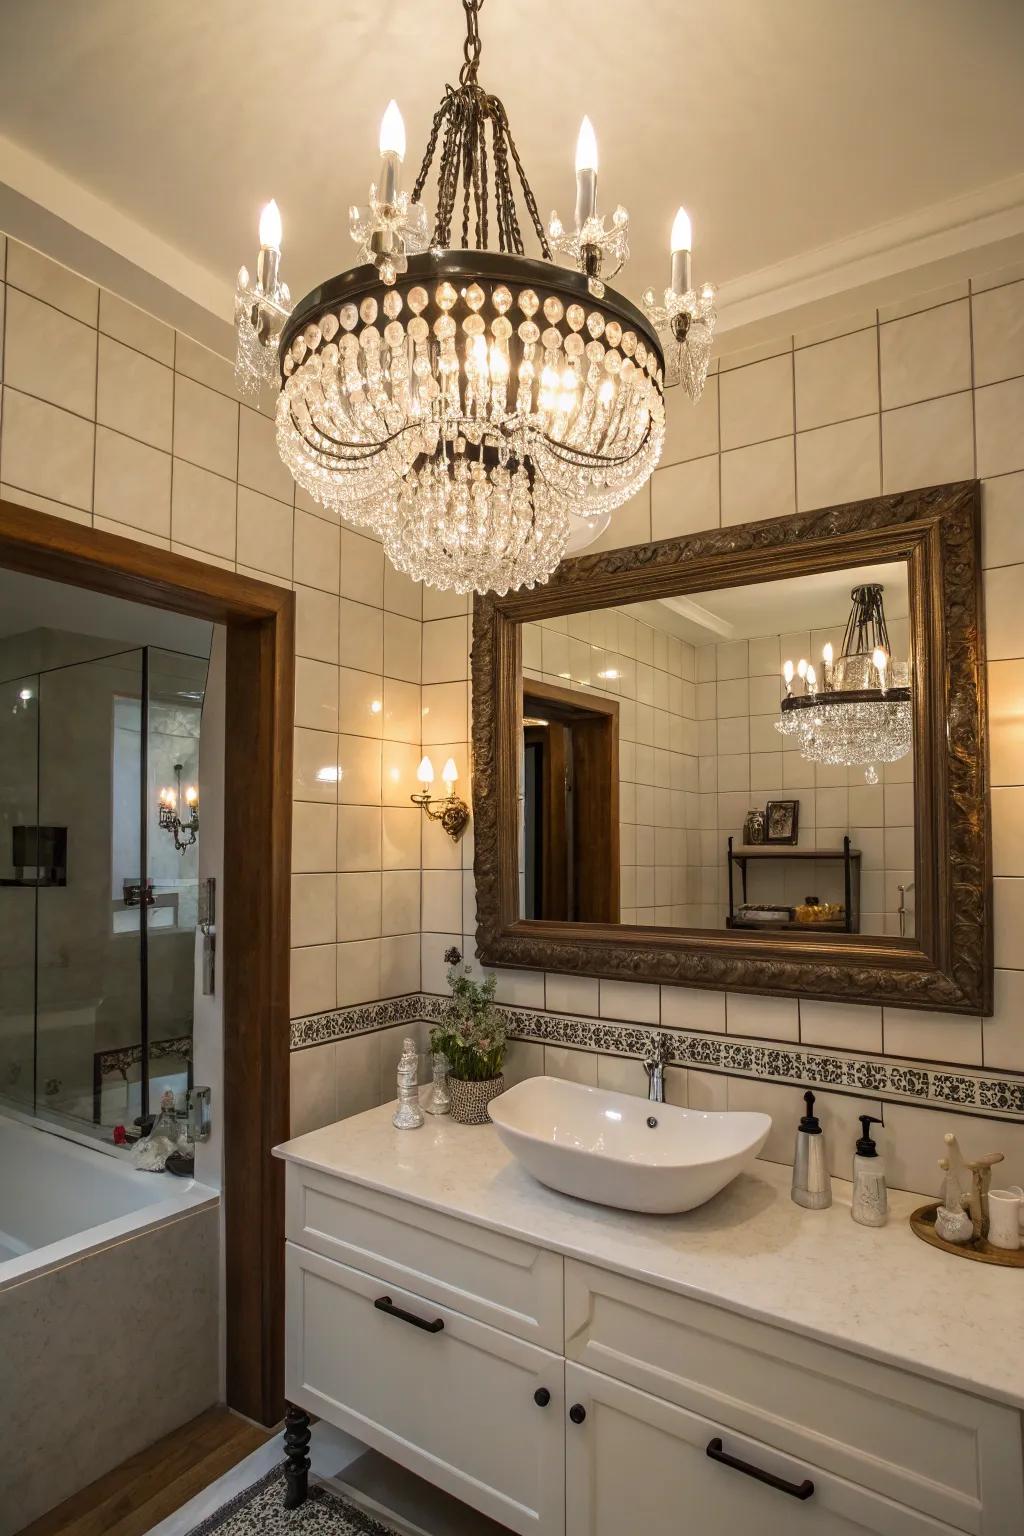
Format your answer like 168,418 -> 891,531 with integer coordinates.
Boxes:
472,481 -> 992,1014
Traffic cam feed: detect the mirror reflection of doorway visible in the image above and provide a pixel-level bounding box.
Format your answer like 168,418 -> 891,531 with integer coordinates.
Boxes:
522,680 -> 619,923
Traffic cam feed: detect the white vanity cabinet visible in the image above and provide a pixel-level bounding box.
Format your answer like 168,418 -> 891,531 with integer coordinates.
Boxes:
280,1123 -> 1024,1536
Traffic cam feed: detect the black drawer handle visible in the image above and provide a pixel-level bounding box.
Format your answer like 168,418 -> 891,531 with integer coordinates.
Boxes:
706,1438 -> 814,1501
374,1295 -> 444,1333
534,1387 -> 551,1407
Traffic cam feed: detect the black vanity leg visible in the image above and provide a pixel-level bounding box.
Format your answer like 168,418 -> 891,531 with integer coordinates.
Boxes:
283,1403 -> 311,1509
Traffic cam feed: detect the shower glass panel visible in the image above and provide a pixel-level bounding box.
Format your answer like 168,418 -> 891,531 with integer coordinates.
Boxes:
0,674 -> 39,1112
0,645 -> 209,1139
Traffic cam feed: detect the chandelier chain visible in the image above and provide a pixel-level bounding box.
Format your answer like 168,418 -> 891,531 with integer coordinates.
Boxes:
408,0 -> 550,258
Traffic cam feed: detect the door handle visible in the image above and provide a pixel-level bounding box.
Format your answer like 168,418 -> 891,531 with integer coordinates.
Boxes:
374,1296 -> 444,1333
569,1403 -> 587,1424
706,1438 -> 813,1500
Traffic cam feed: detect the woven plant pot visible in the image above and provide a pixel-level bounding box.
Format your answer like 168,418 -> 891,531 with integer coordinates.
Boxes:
448,1074 -> 504,1125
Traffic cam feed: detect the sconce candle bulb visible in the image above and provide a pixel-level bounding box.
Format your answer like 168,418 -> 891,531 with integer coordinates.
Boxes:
416,755 -> 435,786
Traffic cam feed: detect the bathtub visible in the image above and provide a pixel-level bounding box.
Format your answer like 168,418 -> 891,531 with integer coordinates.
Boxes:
0,1112 -> 222,1534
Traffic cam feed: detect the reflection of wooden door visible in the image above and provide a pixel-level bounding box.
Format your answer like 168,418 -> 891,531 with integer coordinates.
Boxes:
523,680 -> 619,923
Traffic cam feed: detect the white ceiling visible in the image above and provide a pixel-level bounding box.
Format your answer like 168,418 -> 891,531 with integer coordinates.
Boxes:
1,0 -> 1022,349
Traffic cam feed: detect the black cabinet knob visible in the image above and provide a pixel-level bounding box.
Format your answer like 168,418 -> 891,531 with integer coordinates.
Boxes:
534,1387 -> 551,1407
569,1403 -> 587,1424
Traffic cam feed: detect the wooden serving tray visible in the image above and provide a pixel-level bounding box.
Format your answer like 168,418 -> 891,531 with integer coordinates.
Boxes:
910,1202 -> 1024,1267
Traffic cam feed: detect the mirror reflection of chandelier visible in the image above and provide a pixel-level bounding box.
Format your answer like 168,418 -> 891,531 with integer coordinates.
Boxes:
158,764 -> 199,854
775,584 -> 912,785
234,0 -> 718,597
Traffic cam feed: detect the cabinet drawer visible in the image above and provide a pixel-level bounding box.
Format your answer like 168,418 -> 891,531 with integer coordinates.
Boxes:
565,1362 -> 964,1536
286,1162 -> 562,1349
565,1261 -> 1022,1535
287,1242 -> 564,1535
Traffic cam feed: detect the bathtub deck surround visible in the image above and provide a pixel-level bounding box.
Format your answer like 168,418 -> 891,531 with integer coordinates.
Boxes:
276,1105 -> 1024,1534
0,1114 -> 220,1535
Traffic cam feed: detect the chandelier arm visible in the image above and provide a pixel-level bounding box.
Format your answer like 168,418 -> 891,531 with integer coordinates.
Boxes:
410,92 -> 454,212
498,101 -> 551,259
477,113 -> 489,248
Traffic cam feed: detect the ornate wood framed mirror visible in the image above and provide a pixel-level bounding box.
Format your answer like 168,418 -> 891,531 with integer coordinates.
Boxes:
472,482 -> 991,1014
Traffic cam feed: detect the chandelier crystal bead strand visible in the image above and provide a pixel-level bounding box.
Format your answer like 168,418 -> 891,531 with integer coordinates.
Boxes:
235,0 -> 717,595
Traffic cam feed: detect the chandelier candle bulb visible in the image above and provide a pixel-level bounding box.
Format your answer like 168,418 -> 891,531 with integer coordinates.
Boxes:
797,658 -> 808,680
670,205 -> 692,295
783,658 -> 795,694
256,199 -> 282,293
873,647 -> 888,691
574,116 -> 599,230
378,99 -> 406,207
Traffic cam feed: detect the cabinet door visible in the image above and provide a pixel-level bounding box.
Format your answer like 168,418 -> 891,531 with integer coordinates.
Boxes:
287,1243 -> 565,1536
564,1364 -> 960,1536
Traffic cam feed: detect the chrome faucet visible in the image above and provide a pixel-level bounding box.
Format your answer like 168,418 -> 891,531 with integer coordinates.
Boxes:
644,1033 -> 669,1103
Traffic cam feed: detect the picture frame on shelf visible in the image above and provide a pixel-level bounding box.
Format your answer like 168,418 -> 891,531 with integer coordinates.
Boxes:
765,799 -> 800,845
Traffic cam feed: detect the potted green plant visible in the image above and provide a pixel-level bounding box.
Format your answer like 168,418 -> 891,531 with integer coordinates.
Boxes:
430,947 -> 507,1124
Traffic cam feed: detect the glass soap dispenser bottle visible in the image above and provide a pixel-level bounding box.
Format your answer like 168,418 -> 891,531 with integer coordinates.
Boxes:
851,1114 -> 887,1227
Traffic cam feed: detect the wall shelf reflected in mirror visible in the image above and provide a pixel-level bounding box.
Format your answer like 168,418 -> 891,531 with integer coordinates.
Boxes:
472,481 -> 991,1015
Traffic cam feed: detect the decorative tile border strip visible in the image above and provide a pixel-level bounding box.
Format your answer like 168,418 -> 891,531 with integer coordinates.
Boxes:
289,993 -> 1024,1122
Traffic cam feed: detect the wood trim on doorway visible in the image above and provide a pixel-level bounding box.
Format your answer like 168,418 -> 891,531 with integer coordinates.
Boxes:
0,497 -> 294,1426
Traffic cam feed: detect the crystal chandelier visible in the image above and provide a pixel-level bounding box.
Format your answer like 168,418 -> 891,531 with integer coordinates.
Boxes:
234,0 -> 717,595
775,584 -> 913,785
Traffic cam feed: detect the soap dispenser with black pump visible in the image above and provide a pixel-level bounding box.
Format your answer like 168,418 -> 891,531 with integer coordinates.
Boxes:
851,1115 -> 887,1227
791,1091 -> 832,1209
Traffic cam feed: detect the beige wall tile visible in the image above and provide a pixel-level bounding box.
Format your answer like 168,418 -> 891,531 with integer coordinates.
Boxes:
882,1006 -> 982,1065
382,869 -> 420,936
335,1032 -> 382,1119
291,873 -> 337,948
294,584 -> 339,664
295,656 -> 339,733
290,798 -> 337,872
382,807 -> 420,869
421,868 -> 463,932
881,392 -> 974,493
339,528 -> 385,604
336,938 -> 382,1006
993,787 -> 1024,875
796,415 -> 880,512
726,991 -> 798,1042
338,804 -> 382,872
971,280 -> 1024,387
97,335 -> 172,450
799,999 -> 882,1053
422,616 -> 469,683
339,598 -> 384,672
423,586 -> 469,620
7,240 -> 97,323
982,472 -> 1024,570
289,943 -> 337,1016
588,482 -> 651,552
596,1054 -> 648,1097
337,871 -> 382,941
337,733 -> 382,803
384,611 -> 422,682
5,288 -> 97,417
338,667 -> 384,739
599,977 -> 659,1024
975,377 -> 1024,478
651,454 -> 719,539
989,660 -> 1024,783
293,508 -> 339,593
93,426 -> 171,536
236,485 -> 292,578
984,969 -> 1024,1071
173,332 -> 238,398
421,681 -> 468,744
289,1041 -> 338,1135
544,1045 -> 599,1085
984,566 -> 1024,661
719,352 -> 793,451
238,405 -> 294,503
99,290 -> 174,365
879,299 -> 971,409
720,436 -> 795,525
384,562 -> 422,619
382,677 -> 420,743
794,326 -> 878,431
293,727 -> 339,803
170,458 -> 235,559
380,933 -> 420,996
545,973 -> 599,1017
173,373 -> 238,478
661,985 -> 725,1033
661,375 -> 718,466
504,1039 -> 545,1088
993,878 -> 1023,970
1,387 -> 94,510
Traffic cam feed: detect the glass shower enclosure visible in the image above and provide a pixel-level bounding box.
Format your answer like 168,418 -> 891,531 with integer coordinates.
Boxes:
0,645 -> 210,1138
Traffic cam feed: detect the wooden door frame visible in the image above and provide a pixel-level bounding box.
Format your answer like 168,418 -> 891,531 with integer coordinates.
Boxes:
0,497 -> 294,1425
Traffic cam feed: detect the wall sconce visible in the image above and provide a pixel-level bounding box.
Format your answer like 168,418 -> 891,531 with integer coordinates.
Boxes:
158,764 -> 199,854
411,755 -> 470,842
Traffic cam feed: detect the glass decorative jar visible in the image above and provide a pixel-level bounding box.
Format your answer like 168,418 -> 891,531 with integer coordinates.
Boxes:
426,1051 -> 451,1115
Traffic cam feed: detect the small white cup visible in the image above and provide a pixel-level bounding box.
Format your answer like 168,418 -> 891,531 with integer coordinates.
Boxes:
1005,1185 -> 1024,1234
987,1189 -> 1022,1251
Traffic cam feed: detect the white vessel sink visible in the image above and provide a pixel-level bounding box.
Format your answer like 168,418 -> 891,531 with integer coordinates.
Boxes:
488,1076 -> 771,1214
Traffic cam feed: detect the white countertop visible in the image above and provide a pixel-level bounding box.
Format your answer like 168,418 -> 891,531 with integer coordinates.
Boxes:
276,1103 -> 1024,1410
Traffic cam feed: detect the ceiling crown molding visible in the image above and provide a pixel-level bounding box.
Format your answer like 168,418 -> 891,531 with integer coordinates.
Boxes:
715,172 -> 1024,334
